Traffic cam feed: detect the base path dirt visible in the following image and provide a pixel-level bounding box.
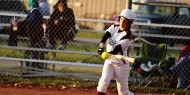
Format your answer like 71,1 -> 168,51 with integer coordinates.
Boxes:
0,86 -> 118,95
0,86 -> 171,95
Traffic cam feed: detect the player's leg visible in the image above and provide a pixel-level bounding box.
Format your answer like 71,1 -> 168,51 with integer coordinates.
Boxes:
24,38 -> 33,69
8,30 -> 18,46
24,49 -> 32,68
114,63 -> 134,95
68,27 -> 77,41
47,27 -> 57,49
177,69 -> 189,89
30,35 -> 45,69
58,31 -> 68,50
35,39 -> 46,69
96,59 -> 114,94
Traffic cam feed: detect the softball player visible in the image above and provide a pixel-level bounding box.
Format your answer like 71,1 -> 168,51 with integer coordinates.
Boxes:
96,9 -> 136,95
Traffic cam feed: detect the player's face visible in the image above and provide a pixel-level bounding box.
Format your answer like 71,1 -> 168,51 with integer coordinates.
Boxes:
119,17 -> 133,31
57,3 -> 65,12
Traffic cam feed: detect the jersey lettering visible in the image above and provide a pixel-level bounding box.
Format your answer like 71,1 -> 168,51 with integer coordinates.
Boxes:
108,40 -> 116,45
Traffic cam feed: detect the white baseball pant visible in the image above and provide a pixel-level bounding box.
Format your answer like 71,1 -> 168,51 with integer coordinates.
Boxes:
97,59 -> 134,95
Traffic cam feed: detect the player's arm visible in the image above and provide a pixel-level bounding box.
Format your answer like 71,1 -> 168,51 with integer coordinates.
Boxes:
111,54 -> 135,64
68,8 -> 75,27
98,32 -> 111,55
108,43 -> 135,63
111,37 -> 134,63
109,45 -> 122,54
99,25 -> 115,47
99,32 -> 111,46
122,56 -> 135,63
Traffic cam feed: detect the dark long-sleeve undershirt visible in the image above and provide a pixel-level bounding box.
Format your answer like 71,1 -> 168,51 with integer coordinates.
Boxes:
100,31 -> 111,43
100,31 -> 122,54
109,45 -> 122,54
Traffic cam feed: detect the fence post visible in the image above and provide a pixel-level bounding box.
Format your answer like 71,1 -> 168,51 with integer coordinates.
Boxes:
126,0 -> 133,56
127,0 -> 132,9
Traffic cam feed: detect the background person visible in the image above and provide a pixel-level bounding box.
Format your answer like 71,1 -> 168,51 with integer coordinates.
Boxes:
48,0 -> 76,50
167,44 -> 190,89
38,0 -> 50,45
9,0 -> 45,69
38,0 -> 50,26
38,0 -> 50,16
38,0 -> 51,69
96,9 -> 136,95
177,44 -> 190,61
9,0 -> 44,47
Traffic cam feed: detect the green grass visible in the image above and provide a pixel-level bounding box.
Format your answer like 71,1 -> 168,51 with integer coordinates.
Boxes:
66,41 -> 98,52
130,86 -> 190,94
0,48 -> 103,64
76,31 -> 103,39
53,53 -> 103,64
59,66 -> 102,73
0,48 -> 24,58
0,74 -> 97,88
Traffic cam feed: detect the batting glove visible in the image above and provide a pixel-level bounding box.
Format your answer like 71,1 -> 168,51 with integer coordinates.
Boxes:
98,46 -> 104,55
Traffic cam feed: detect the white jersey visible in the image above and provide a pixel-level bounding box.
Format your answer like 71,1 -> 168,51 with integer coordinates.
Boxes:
105,24 -> 131,64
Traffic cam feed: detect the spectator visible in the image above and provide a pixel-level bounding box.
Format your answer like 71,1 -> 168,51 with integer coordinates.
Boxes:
38,0 -> 50,16
177,44 -> 190,61
167,44 -> 190,89
9,0 -> 43,47
9,0 -> 45,69
38,0 -> 50,41
48,0 -> 77,50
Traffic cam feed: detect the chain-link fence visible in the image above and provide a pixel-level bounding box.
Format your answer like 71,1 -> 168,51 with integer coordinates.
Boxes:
131,0 -> 190,90
0,0 -> 190,91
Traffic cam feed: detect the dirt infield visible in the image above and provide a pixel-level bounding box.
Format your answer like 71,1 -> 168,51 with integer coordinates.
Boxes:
0,86 -> 172,95
0,86 -> 117,95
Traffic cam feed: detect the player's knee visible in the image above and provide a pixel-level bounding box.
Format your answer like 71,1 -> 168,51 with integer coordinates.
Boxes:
117,83 -> 130,95
97,79 -> 109,92
99,79 -> 108,86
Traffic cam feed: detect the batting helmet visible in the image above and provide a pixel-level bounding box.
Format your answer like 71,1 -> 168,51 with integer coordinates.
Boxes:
119,9 -> 136,20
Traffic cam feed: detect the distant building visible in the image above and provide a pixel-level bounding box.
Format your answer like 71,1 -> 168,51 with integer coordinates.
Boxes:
46,0 -> 190,19
46,0 -> 190,30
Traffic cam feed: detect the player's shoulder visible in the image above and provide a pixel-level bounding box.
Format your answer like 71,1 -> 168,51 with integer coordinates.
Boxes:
30,7 -> 41,15
109,24 -> 119,29
113,24 -> 119,27
67,8 -> 74,12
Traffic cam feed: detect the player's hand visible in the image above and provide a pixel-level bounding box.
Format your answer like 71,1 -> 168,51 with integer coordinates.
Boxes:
12,17 -> 18,27
12,20 -> 18,27
42,23 -> 47,30
98,46 -> 104,55
54,20 -> 58,25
